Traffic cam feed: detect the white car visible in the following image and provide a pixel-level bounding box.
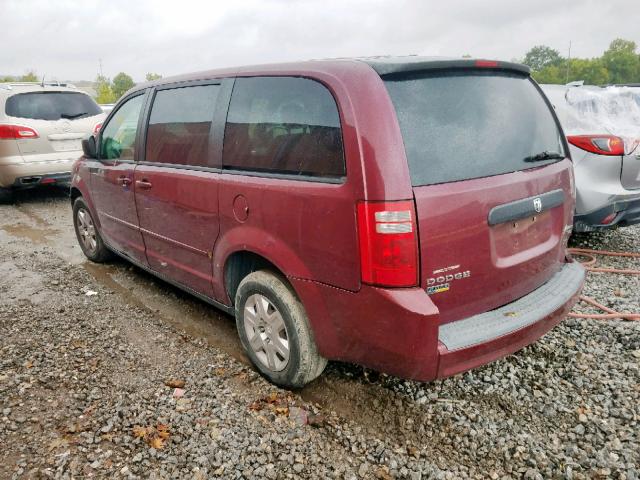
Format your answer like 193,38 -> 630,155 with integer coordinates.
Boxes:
0,82 -> 105,201
542,84 -> 640,232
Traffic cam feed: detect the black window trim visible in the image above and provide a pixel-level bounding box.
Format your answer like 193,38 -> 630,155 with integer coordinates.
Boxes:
220,74 -> 347,185
137,78 -> 232,170
97,89 -> 149,164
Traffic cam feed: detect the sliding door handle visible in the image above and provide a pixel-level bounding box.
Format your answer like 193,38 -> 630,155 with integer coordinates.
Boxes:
135,179 -> 153,190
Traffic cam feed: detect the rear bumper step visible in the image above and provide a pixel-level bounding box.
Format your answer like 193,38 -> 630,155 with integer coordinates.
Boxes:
439,262 -> 585,351
436,261 -> 585,377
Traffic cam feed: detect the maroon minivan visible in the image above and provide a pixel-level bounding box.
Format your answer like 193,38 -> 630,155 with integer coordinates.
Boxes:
71,57 -> 585,387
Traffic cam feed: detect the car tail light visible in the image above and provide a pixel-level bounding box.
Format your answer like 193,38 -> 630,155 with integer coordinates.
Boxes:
357,200 -> 418,287
0,124 -> 39,139
567,135 -> 624,156
93,123 -> 102,135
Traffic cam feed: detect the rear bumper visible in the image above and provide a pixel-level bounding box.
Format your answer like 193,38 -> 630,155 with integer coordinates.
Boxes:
0,159 -> 74,188
574,196 -> 640,231
436,261 -> 584,378
290,261 -> 584,382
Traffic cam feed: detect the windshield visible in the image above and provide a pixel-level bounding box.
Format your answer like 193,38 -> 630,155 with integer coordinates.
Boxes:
5,91 -> 102,121
384,70 -> 566,186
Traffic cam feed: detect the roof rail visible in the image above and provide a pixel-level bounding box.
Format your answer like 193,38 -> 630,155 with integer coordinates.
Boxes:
0,81 -> 77,90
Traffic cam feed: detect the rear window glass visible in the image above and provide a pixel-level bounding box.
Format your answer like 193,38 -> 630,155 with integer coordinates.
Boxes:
223,77 -> 345,178
146,84 -> 220,167
5,92 -> 102,121
384,71 -> 565,186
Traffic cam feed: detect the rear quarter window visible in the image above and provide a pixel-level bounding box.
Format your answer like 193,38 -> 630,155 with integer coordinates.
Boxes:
5,91 -> 102,121
223,77 -> 345,179
383,71 -> 565,186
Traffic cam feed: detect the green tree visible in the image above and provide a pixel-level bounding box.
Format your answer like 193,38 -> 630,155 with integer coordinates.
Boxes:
523,46 -> 564,72
602,38 -> 640,84
566,58 -> 609,85
112,72 -> 135,99
95,75 -> 116,104
0,75 -> 16,82
20,71 -> 39,82
145,72 -> 162,81
531,64 -> 565,84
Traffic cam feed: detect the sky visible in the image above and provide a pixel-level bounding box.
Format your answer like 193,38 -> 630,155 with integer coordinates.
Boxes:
1,0 -> 639,82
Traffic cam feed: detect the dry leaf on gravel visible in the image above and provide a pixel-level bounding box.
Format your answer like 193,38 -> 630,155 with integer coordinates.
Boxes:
165,379 -> 186,388
132,424 -> 170,449
132,426 -> 148,438
374,466 -> 393,480
248,392 -> 293,413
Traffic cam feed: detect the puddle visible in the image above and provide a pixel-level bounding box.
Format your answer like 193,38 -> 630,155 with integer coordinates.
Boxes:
1,224 -> 59,245
82,261 -> 249,365
16,205 -> 51,228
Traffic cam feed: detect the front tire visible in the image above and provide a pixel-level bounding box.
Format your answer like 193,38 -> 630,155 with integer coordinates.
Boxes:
235,270 -> 327,388
73,197 -> 112,262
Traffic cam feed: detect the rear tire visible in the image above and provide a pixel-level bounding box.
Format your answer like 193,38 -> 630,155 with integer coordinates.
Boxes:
235,270 -> 327,388
73,197 -> 112,263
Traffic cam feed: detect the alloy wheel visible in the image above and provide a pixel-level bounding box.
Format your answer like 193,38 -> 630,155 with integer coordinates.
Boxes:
243,293 -> 290,371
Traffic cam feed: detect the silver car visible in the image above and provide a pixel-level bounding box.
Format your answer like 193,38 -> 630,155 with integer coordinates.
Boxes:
0,82 -> 105,201
542,84 -> 640,232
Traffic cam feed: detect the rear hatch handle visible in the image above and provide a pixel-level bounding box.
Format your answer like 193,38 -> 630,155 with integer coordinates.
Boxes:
488,189 -> 565,226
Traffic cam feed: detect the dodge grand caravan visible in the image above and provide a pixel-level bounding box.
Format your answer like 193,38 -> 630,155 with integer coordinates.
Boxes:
71,57 -> 585,388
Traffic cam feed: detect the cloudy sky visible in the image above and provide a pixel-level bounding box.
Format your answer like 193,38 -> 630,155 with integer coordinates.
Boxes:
2,0 -> 639,81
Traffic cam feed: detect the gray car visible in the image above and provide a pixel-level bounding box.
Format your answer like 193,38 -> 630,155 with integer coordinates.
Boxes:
0,82 -> 105,201
542,84 -> 640,232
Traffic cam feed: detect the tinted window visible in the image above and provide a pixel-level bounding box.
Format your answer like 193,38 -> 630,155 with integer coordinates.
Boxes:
223,77 -> 345,178
100,94 -> 145,161
384,71 -> 565,186
145,85 -> 220,166
5,92 -> 102,120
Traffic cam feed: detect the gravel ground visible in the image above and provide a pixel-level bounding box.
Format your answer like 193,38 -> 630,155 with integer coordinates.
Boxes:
0,188 -> 638,479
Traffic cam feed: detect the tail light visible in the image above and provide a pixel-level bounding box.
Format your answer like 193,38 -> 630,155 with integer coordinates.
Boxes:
567,135 -> 624,156
0,124 -> 39,139
93,123 -> 102,135
357,200 -> 419,287
475,60 -> 499,68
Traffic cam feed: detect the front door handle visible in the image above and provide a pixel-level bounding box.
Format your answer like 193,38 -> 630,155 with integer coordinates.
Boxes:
136,179 -> 153,190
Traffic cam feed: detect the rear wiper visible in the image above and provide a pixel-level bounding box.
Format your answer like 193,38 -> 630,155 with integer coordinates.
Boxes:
523,151 -> 565,162
60,112 -> 87,119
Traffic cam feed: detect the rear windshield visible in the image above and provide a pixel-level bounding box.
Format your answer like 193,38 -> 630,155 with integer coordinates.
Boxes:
5,91 -> 102,121
384,71 -> 565,186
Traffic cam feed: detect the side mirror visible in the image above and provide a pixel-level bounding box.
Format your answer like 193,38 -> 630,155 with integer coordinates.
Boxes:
82,135 -> 98,159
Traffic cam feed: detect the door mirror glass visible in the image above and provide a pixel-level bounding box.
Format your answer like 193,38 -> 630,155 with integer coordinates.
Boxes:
82,135 -> 97,159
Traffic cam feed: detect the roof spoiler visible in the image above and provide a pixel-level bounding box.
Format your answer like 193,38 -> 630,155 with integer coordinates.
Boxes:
367,59 -> 531,77
0,81 -> 76,90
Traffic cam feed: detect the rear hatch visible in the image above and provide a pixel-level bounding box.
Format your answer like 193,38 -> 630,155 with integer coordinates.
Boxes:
621,149 -> 640,190
383,65 -> 573,324
4,90 -> 103,161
